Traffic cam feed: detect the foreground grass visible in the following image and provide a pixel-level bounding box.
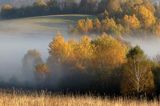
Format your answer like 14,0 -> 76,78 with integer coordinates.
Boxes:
0,91 -> 158,106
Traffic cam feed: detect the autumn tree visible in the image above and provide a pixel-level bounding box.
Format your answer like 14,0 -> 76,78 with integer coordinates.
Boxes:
48,33 -> 128,93
93,18 -> 101,32
50,33 -> 126,68
91,33 -> 127,71
34,0 -> 47,7
1,4 -> 13,11
137,5 -> 156,29
121,46 -> 154,96
22,49 -> 44,83
76,18 -> 93,33
49,33 -> 127,72
49,33 -> 67,63
98,10 -> 109,20
121,3 -> 156,30
86,18 -> 94,32
143,0 -> 155,13
123,14 -> 141,31
22,49 -> 43,72
49,33 -> 94,71
76,19 -> 85,33
74,36 -> 94,71
121,1 -> 134,16
36,64 -> 49,79
0,4 -> 14,18
33,0 -> 48,15
48,34 -> 95,90
89,33 -> 127,93
153,20 -> 160,37
101,18 -> 121,35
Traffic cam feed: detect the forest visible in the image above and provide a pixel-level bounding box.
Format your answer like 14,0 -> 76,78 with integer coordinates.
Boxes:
72,0 -> 160,37
23,0 -> 160,97
24,32 -> 159,97
1,0 -> 160,98
0,0 -> 99,18
2,0 -> 159,37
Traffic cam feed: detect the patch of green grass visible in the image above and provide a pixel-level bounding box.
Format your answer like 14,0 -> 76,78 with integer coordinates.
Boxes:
31,15 -> 95,23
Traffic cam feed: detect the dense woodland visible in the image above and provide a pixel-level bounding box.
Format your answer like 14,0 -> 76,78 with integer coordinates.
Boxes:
72,0 -> 160,37
0,0 -> 99,18
20,32 -> 160,97
2,0 -> 160,37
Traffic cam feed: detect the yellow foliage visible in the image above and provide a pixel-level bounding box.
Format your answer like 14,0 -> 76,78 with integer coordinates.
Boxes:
2,4 -> 13,11
92,33 -> 127,70
76,18 -> 93,33
123,14 -> 141,30
36,64 -> 49,74
93,18 -> 101,31
101,18 -> 117,33
77,19 -> 85,32
78,36 -> 93,70
34,0 -> 47,7
86,18 -> 94,32
49,33 -> 127,72
121,46 -> 154,95
49,33 -> 67,62
153,21 -> 160,37
138,5 -> 156,28
78,36 -> 93,59
143,0 -> 155,13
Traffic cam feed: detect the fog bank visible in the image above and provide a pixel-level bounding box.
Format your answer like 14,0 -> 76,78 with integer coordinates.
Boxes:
124,36 -> 160,58
0,15 -> 159,90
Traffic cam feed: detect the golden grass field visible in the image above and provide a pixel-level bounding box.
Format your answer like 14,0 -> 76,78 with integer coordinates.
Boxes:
0,90 -> 158,106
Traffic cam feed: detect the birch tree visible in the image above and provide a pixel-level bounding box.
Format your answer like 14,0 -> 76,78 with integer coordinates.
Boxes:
121,46 -> 154,95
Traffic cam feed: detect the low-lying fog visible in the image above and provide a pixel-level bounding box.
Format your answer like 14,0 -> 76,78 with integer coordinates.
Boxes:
125,36 -> 160,58
0,15 -> 88,81
0,15 -> 159,86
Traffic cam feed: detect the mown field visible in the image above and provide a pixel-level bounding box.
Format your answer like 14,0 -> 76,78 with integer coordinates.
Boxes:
0,90 -> 158,106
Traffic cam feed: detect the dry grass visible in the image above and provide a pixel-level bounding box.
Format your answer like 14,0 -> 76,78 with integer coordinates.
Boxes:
0,91 -> 158,106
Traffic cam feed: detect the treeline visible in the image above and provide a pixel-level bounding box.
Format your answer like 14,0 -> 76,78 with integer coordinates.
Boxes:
21,32 -> 160,97
73,0 -> 160,37
0,0 -> 99,19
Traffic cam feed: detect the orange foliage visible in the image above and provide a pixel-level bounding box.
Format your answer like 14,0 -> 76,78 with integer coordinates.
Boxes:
86,18 -> 94,32
154,21 -> 160,37
36,64 -> 49,74
92,33 -> 127,70
123,14 -> 141,30
93,18 -> 101,32
74,36 -> 94,70
2,4 -> 13,11
101,18 -> 117,33
49,33 -> 127,72
138,5 -> 156,28
76,18 -> 93,33
49,33 -> 68,61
